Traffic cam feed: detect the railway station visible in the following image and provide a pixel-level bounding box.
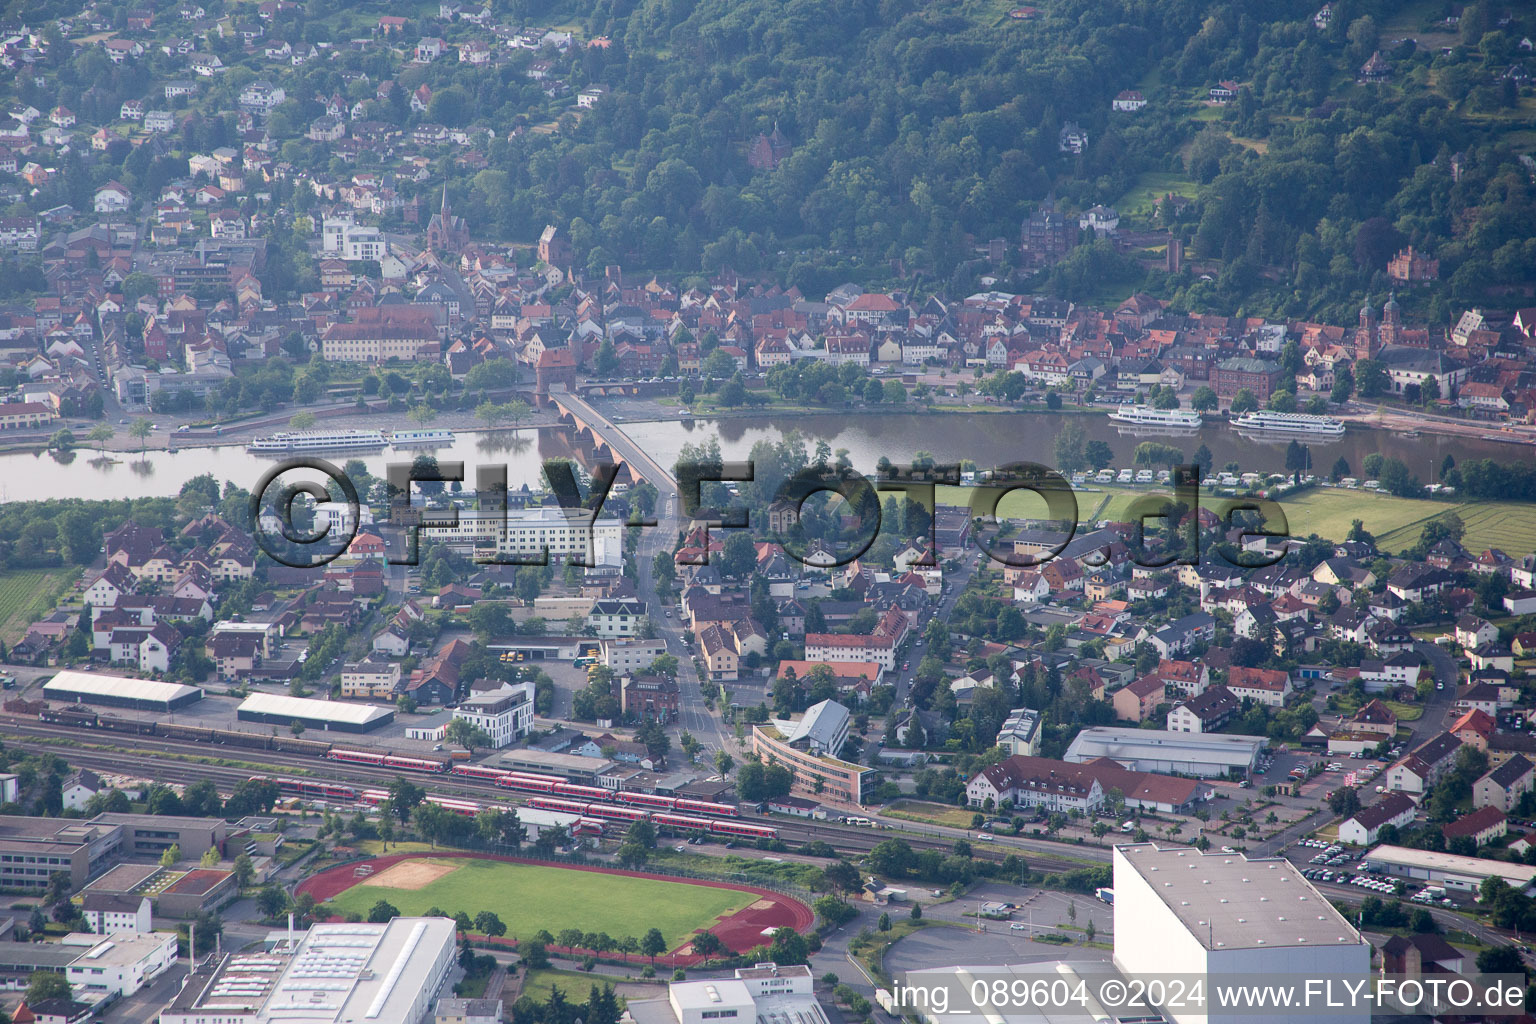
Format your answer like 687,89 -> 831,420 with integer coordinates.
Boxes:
236,693 -> 395,733
42,670 -> 204,713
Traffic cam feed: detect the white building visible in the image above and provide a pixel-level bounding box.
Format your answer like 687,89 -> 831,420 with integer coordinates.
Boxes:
784,699 -> 850,757
161,918 -> 456,1024
65,931 -> 179,1001
315,500 -> 376,536
666,965 -> 824,1024
321,213 -> 355,253
588,598 -> 645,637
1338,791 -> 1416,846
1064,727 -> 1267,778
341,224 -> 385,262
995,707 -> 1041,756
415,507 -> 624,565
451,684 -> 534,748
1363,844 -> 1536,895
601,637 -> 665,674
1113,844 -> 1369,1024
435,997 -> 502,1024
80,894 -> 152,935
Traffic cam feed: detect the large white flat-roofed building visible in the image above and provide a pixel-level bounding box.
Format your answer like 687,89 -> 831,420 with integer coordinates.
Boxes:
162,918 -> 456,1024
64,930 -> 178,1000
43,670 -> 203,712
660,965 -> 825,1024
1065,727 -> 1266,778
237,692 -> 395,733
1114,844 -> 1368,1024
412,507 -> 623,564
1362,844 -> 1536,894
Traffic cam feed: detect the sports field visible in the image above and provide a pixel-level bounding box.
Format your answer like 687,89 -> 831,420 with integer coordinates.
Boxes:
316,857 -> 757,949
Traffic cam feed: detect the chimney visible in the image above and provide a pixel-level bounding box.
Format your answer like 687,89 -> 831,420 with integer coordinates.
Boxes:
288,912 -> 295,947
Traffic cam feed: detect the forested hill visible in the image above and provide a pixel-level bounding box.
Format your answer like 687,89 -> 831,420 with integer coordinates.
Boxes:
291,0 -> 1536,318
485,0 -> 1227,291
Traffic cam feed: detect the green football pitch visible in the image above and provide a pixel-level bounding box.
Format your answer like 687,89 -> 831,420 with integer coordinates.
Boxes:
325,858 -> 755,948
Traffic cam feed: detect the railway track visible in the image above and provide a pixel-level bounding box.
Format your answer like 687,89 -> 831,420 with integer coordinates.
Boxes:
5,720 -> 1095,872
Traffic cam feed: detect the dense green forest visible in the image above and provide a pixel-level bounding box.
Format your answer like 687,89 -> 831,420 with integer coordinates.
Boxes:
432,0 -> 1534,318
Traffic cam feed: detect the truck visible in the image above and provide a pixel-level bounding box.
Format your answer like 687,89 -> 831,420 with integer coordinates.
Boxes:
1095,887 -> 1115,905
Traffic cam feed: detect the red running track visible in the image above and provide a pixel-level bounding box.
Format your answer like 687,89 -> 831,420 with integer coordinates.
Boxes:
296,852 -> 814,965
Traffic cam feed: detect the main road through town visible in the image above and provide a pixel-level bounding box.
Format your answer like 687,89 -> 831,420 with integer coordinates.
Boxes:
553,391 -> 734,762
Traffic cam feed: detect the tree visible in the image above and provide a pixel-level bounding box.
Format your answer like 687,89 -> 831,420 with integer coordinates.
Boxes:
387,777 -> 424,822
474,911 -> 507,937
767,927 -> 810,965
444,718 -> 492,753
129,417 -> 153,451
641,927 -> 667,965
368,900 -> 400,923
1229,389 -> 1258,414
910,903 -> 922,921
233,853 -> 255,888
160,843 -> 181,867
813,895 -> 858,928
1356,360 -> 1389,399
257,885 -> 289,919
289,411 -> 317,431
691,930 -> 724,956
1053,420 -> 1088,474
1190,386 -> 1218,411
1331,364 -> 1354,404
25,971 -> 70,1005
1084,440 -> 1114,470
878,912 -> 891,932
1476,945 -> 1523,974
823,860 -> 861,893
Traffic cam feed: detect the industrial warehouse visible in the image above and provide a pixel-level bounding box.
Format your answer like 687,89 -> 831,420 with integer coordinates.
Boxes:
1064,727 -> 1269,778
236,693 -> 395,733
1361,845 -> 1536,895
42,670 -> 204,713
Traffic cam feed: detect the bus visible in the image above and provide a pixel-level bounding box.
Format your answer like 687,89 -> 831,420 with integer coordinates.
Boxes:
574,655 -> 598,668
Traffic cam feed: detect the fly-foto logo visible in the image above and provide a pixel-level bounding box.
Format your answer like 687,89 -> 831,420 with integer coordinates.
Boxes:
249,457 -> 1290,570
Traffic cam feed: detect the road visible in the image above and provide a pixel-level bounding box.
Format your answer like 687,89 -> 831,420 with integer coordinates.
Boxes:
555,391 -> 734,760
1407,639 -> 1459,746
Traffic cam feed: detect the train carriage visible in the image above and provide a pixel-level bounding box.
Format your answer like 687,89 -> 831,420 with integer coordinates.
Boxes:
451,764 -> 512,782
675,799 -> 738,817
707,819 -> 777,841
495,773 -> 560,794
381,754 -> 448,774
652,812 -> 713,833
328,748 -> 388,767
616,791 -> 676,811
527,796 -> 593,816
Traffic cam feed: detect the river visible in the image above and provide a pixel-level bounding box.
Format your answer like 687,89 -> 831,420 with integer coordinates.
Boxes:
623,411 -> 1521,484
0,412 -> 1524,502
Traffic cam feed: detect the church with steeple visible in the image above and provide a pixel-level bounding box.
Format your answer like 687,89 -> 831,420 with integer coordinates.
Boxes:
426,187 -> 469,253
